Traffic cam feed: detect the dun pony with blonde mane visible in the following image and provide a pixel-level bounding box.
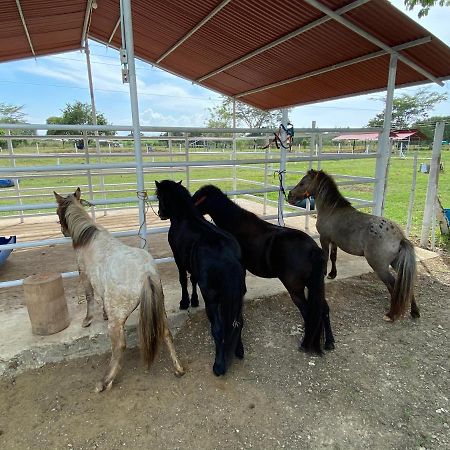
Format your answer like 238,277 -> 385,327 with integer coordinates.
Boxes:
54,188 -> 184,392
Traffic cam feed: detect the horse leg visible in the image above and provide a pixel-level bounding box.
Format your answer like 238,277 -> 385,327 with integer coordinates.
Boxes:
234,313 -> 244,359
96,318 -> 126,392
206,303 -> 226,376
190,275 -> 199,307
80,271 -> 95,328
319,236 -> 330,276
327,242 -> 338,279
163,315 -> 185,377
410,295 -> 420,319
178,267 -> 191,310
370,264 -> 396,321
322,300 -> 335,350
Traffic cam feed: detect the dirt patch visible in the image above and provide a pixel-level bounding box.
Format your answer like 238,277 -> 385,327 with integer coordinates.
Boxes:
0,257 -> 449,449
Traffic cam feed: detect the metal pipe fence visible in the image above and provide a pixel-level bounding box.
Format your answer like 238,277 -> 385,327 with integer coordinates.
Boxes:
0,123 -> 381,289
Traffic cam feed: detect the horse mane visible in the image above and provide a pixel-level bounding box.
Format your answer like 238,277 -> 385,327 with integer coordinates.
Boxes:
314,171 -> 351,209
61,199 -> 99,248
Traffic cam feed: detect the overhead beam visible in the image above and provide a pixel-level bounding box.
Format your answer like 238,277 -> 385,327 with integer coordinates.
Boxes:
108,17 -> 121,44
236,36 -> 432,98
156,0 -> 232,64
197,0 -> 371,83
15,0 -> 35,56
81,0 -> 95,46
303,0 -> 444,86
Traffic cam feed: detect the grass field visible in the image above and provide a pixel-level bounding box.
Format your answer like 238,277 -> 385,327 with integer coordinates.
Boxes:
1,143 -> 449,248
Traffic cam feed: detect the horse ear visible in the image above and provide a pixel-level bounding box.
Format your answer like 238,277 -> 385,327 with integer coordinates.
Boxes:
308,169 -> 317,176
54,191 -> 64,203
74,187 -> 81,200
178,180 -> 182,184
155,180 -> 160,187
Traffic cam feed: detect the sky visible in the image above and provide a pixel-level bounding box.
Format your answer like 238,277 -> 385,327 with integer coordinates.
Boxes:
0,0 -> 449,130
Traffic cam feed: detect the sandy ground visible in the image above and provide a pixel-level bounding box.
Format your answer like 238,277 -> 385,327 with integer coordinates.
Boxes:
0,255 -> 449,450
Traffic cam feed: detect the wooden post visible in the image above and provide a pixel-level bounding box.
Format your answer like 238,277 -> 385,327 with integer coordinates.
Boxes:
23,273 -> 70,335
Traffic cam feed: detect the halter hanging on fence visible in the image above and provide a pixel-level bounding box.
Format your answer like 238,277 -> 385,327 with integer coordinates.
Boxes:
274,169 -> 287,227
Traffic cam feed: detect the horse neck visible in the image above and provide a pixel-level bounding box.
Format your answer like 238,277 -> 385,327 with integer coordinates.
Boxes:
314,175 -> 350,213
207,195 -> 242,230
65,203 -> 99,247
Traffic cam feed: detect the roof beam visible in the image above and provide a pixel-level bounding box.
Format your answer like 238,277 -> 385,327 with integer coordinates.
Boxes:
108,17 -> 121,44
156,0 -> 232,64
197,0 -> 370,83
15,0 -> 35,56
81,0 -> 95,46
236,36 -> 432,98
303,0 -> 444,86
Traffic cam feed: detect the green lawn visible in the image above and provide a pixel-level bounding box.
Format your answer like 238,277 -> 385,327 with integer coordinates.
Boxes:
1,144 -> 449,248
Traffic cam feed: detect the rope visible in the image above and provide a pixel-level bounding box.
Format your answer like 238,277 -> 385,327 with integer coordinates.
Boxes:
274,170 -> 287,226
136,190 -> 151,247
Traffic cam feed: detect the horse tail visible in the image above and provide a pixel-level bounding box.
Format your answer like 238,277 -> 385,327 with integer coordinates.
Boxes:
222,263 -> 246,355
139,274 -> 166,367
304,248 -> 326,354
391,238 -> 416,320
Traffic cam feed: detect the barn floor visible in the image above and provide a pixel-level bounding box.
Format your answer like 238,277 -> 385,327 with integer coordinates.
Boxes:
0,200 -> 439,377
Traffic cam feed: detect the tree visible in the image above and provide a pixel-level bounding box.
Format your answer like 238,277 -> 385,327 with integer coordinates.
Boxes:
206,97 -> 286,130
413,116 -> 450,141
404,0 -> 450,18
367,89 -> 447,129
0,103 -> 34,147
46,101 -> 114,135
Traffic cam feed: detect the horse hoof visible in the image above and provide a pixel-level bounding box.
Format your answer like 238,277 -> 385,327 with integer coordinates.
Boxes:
327,272 -> 337,280
325,341 -> 335,351
190,297 -> 199,308
411,310 -> 420,319
383,314 -> 394,322
82,317 -> 92,328
213,362 -> 226,376
175,368 -> 185,377
95,380 -> 113,393
179,301 -> 189,310
235,345 -> 244,359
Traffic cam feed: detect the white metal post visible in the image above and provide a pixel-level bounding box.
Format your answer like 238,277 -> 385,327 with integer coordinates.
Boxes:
232,98 -> 237,193
83,131 -> 95,220
184,133 -> 190,189
7,129 -> 24,223
277,109 -> 288,226
405,150 -> 419,238
317,132 -> 323,170
85,40 -> 107,216
420,121 -> 445,247
121,0 -> 147,248
373,53 -> 397,216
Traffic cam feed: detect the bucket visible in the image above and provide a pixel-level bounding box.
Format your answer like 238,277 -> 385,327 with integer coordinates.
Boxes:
420,163 -> 430,173
23,272 -> 70,335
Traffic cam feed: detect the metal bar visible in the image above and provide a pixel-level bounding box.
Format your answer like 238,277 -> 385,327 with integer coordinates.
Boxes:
7,130 -> 24,223
373,53 -> 397,216
303,0 -> 443,86
156,0 -> 231,63
232,98 -> 237,194
15,0 -> 35,56
405,150 -> 418,237
198,0 -> 370,82
121,0 -> 147,249
108,17 -> 121,43
83,131 -> 96,220
81,0 -> 94,46
277,109 -> 289,226
0,123 -> 381,134
420,122 -> 445,247
236,36 -> 432,98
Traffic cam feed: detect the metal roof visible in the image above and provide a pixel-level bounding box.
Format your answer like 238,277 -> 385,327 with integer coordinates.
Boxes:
2,0 -> 450,110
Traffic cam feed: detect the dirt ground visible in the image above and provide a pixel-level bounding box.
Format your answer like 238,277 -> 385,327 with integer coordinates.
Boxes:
0,256 -> 448,450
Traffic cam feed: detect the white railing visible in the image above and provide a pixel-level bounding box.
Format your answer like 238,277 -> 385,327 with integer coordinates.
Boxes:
0,123 -> 381,289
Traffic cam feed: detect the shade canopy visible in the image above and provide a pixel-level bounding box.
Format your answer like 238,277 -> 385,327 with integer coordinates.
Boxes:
2,0 -> 450,110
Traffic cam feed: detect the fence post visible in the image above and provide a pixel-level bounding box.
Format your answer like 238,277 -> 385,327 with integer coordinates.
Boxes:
405,150 -> 418,238
184,133 -> 190,189
277,109 -> 288,226
373,53 -> 397,216
83,131 -> 96,220
122,0 -> 147,249
420,121 -> 445,247
232,98 -> 237,194
7,130 -> 24,223
263,145 -> 269,215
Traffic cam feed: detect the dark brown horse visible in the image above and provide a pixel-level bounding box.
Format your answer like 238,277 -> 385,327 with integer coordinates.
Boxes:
288,170 -> 419,322
192,184 -> 334,353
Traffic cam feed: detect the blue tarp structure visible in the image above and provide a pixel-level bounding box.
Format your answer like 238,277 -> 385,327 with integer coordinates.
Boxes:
0,179 -> 14,188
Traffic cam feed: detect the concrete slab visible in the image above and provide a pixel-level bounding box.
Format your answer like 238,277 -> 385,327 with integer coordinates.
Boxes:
0,200 -> 439,377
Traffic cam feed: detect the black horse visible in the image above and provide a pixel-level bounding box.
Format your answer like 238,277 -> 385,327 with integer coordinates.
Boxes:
155,180 -> 247,376
192,185 -> 335,353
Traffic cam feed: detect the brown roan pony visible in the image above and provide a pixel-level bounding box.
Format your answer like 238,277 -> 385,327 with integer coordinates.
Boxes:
54,188 -> 184,392
288,170 -> 420,322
